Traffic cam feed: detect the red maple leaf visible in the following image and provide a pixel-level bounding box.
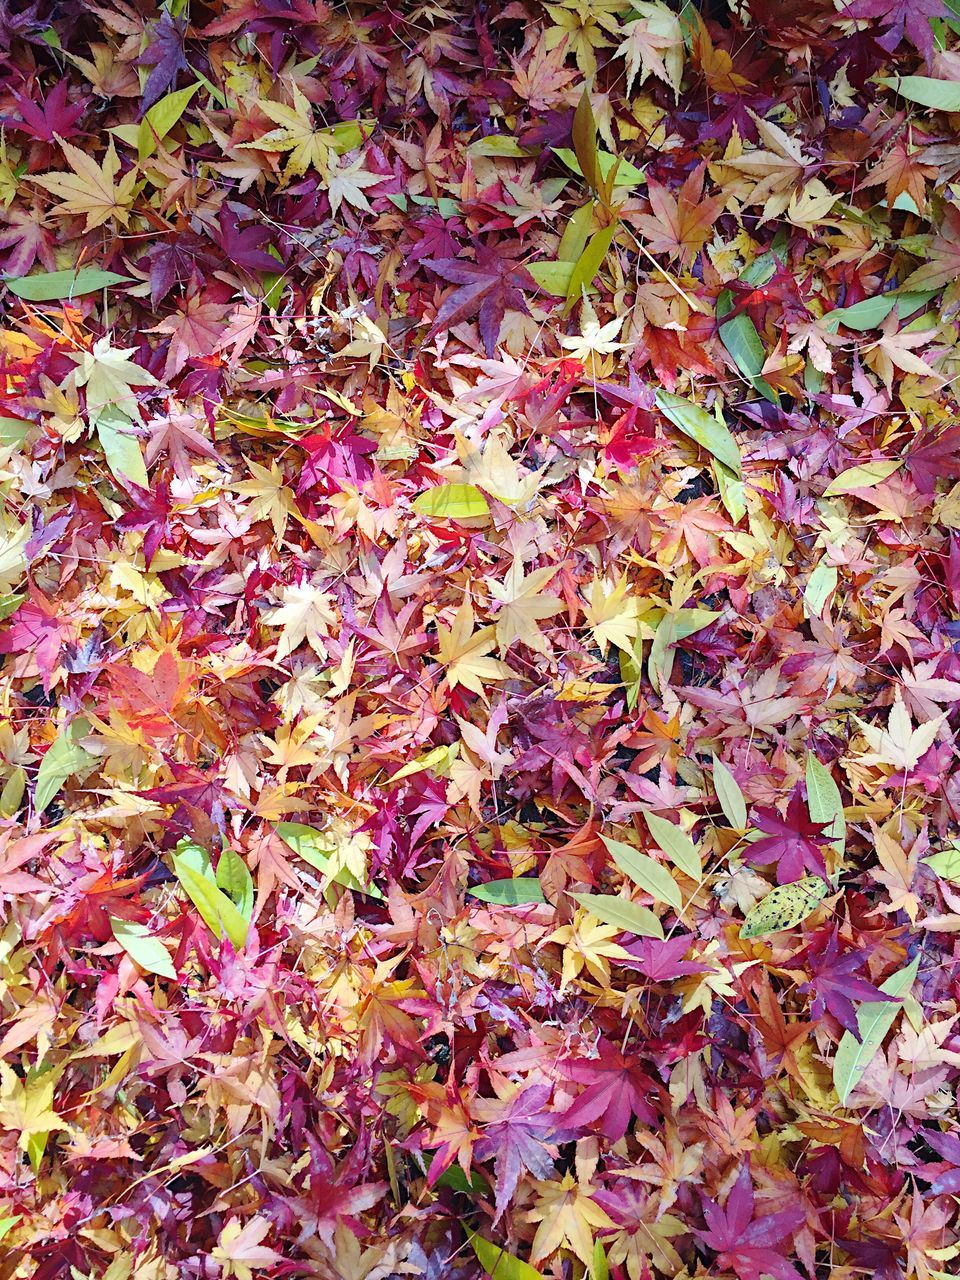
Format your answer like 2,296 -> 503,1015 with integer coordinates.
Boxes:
425,242 -> 534,356
744,787 -> 830,883
697,1164 -> 805,1280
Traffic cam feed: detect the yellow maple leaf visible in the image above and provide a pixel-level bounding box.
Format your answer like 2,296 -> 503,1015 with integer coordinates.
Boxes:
527,1171 -> 616,1265
436,599 -> 515,697
488,560 -> 563,655
544,907 -> 630,994
852,688 -> 945,772
32,137 -> 138,231
0,1063 -> 69,1151
262,583 -> 337,660
235,460 -> 293,543
583,576 -> 641,654
239,85 -> 333,179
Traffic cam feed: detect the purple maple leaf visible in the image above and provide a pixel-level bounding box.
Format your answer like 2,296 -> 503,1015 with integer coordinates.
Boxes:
138,12 -> 190,111
425,243 -> 534,357
473,1084 -> 558,1221
621,934 -> 710,981
839,0 -> 947,61
697,1164 -> 805,1280
7,82 -> 85,142
797,929 -> 894,1036
745,787 -> 831,883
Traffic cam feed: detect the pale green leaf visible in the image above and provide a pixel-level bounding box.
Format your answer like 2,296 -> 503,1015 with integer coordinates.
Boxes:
470,1233 -> 542,1280
643,812 -> 700,879
411,483 -> 490,521
564,223 -> 616,315
739,876 -> 831,939
712,756 -> 747,831
527,261 -> 576,295
804,562 -> 837,617
97,405 -> 149,489
275,821 -> 383,898
823,460 -> 902,496
172,854 -> 250,949
601,834 -> 682,910
34,719 -> 94,813
468,877 -> 545,905
137,82 -> 201,159
573,892 -> 664,938
5,267 -> 131,300
110,917 -> 177,980
805,751 -> 845,855
655,390 -> 741,476
833,957 -> 919,1105
924,845 -> 960,883
881,75 -> 960,111
216,847 -> 254,920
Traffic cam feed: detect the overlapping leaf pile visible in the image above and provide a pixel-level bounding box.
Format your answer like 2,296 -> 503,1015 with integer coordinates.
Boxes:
3,0 -> 960,1276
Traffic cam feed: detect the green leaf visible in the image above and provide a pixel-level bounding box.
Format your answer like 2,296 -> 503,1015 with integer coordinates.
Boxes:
274,821 -> 383,898
712,756 -> 746,832
0,592 -> 24,621
805,751 -> 845,855
0,766 -> 25,817
924,844 -> 960,882
833,957 -> 919,1105
411,483 -> 490,521
557,201 -> 595,263
824,295 -> 897,331
137,82 -> 201,160
573,892 -> 664,938
172,853 -> 250,949
601,834 -> 683,910
655,390 -> 741,476
34,719 -> 94,813
527,261 -> 576,295
591,1240 -> 609,1280
96,405 -> 149,489
804,562 -> 837,617
881,75 -> 960,111
110,917 -> 177,980
0,1216 -> 20,1242
739,876 -> 831,939
554,148 -> 646,187
643,812 -> 701,880
468,135 -> 528,158
563,223 -> 617,315
470,1233 -> 542,1280
5,268 -> 131,301
216,846 -> 254,920
717,290 -> 778,404
822,459 -> 902,496
467,877 -> 545,905
0,417 -> 31,447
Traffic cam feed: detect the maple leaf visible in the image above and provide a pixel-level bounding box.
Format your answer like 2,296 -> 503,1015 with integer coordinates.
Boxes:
9,82 -> 85,143
0,1063 -> 70,1151
425,244 -> 535,357
488,560 -> 563,654
325,152 -> 381,218
697,1165 -> 804,1280
905,423 -> 960,495
744,787 -> 831,883
544,907 -> 631,993
32,138 -> 138,230
839,0 -> 947,60
557,1041 -> 658,1140
628,163 -> 723,265
527,1171 -> 616,1267
211,1216 -> 284,1279
473,1083 -> 558,1221
240,85 -> 334,179
616,2 -> 684,95
852,688 -> 946,773
435,599 -> 515,697
797,929 -> 895,1036
139,11 -> 190,110
262,582 -> 337,660
70,339 -> 159,426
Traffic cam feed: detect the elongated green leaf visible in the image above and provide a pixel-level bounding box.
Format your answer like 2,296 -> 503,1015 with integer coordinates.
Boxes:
0,417 -> 32,447
5,267 -> 131,301
571,90 -> 601,194
834,958 -> 919,1105
216,847 -> 254,920
411,483 -> 490,520
275,821 -> 383,898
655,390 -> 741,476
527,261 -> 576,295
592,1240 -> 609,1280
138,82 -> 201,159
172,854 -> 250,949
601,834 -> 682,910
804,562 -> 837,617
97,405 -> 149,489
712,756 -> 747,831
881,75 -> 960,111
825,294 -> 898,331
564,223 -> 616,315
805,751 -> 845,855
470,1233 -> 542,1280
34,719 -> 94,813
554,148 -> 645,187
110,917 -> 177,980
823,460 -> 902,496
924,844 -> 960,883
717,289 -> 778,404
467,877 -> 545,905
740,876 -> 831,939
643,812 -> 701,880
573,892 -> 664,938
557,201 -> 595,263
